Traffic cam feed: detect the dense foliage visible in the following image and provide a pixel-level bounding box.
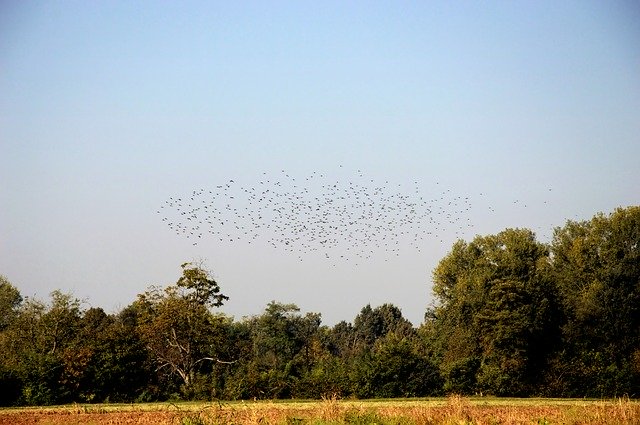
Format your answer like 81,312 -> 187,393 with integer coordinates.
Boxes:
0,207 -> 638,405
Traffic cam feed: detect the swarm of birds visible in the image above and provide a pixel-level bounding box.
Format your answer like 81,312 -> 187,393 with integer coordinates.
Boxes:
157,169 -> 549,263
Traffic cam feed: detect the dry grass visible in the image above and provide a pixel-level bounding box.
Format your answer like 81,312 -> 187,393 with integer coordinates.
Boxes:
0,396 -> 638,425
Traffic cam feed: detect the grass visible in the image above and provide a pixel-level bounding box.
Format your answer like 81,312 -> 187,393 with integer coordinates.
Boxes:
0,396 -> 638,424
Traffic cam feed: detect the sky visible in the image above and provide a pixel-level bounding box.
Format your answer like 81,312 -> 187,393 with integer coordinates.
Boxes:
1,1 -> 639,326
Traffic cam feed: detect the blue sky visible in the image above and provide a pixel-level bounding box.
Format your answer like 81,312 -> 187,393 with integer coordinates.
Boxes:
1,1 -> 639,325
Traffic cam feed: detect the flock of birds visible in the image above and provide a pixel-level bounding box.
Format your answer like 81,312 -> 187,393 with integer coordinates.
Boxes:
157,169 -> 548,264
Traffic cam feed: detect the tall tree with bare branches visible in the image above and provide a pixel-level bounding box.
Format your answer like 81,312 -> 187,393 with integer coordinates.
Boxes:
136,262 -> 231,397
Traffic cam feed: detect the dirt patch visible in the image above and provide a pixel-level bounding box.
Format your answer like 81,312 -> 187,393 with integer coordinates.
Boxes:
0,411 -> 179,425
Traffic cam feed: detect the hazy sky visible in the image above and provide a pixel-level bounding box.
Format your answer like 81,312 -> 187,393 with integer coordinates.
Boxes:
2,1 -> 639,325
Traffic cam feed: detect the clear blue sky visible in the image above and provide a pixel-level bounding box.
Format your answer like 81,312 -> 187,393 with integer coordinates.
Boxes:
2,1 -> 639,325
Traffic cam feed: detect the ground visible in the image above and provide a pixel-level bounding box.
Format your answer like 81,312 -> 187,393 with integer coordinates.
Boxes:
1,396 -> 638,424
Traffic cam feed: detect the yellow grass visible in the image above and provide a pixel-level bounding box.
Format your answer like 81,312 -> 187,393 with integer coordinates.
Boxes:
0,396 -> 638,425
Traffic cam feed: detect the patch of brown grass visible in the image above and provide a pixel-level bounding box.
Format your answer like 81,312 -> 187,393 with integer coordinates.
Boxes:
1,397 -> 638,425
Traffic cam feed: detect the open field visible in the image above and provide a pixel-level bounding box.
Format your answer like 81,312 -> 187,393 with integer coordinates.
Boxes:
1,396 -> 639,425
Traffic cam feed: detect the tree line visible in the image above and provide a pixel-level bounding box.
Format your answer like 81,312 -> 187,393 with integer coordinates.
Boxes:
0,206 -> 638,405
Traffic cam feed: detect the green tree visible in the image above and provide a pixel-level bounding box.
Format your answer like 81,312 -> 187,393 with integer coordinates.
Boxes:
0,276 -> 22,331
352,331 -> 442,398
233,302 -> 324,399
431,228 -> 558,395
353,303 -> 414,351
0,276 -> 23,405
326,320 -> 356,358
66,307 -> 153,402
548,206 -> 640,396
0,291 -> 84,405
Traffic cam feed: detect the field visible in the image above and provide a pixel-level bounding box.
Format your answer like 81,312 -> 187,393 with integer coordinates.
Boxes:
1,396 -> 639,425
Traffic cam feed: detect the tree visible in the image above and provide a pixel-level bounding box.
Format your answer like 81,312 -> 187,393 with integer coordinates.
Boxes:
548,206 -> 640,396
326,320 -> 356,358
431,228 -> 558,395
0,290 -> 84,405
0,276 -> 23,405
176,262 -> 228,307
224,301 -> 329,399
352,303 -> 414,351
249,302 -> 304,371
352,332 -> 442,398
63,307 -> 153,402
136,262 -> 230,398
0,276 -> 22,331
